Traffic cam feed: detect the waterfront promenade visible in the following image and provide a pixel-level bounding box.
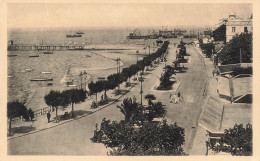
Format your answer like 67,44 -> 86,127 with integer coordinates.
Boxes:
8,39 -> 213,155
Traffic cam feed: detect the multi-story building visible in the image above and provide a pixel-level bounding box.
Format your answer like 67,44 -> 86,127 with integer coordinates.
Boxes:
225,14 -> 252,42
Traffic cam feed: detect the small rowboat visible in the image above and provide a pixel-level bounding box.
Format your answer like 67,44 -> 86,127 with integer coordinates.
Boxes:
30,78 -> 53,81
43,51 -> 53,54
8,55 -> 18,57
29,55 -> 39,57
26,69 -> 33,72
42,71 -> 52,74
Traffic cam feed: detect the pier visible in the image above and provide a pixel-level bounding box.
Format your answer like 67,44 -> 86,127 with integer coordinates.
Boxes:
7,44 -> 84,51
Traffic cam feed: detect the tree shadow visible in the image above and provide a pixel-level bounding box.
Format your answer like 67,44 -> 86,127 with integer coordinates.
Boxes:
73,110 -> 93,117
11,126 -> 36,135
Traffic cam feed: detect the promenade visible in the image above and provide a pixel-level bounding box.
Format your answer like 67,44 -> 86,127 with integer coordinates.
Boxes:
8,39 -> 213,155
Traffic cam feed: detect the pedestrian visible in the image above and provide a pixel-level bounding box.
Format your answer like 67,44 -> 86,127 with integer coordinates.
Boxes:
212,70 -> 215,77
47,111 -> 51,123
169,94 -> 173,103
173,94 -> 178,104
177,91 -> 183,101
133,96 -> 137,103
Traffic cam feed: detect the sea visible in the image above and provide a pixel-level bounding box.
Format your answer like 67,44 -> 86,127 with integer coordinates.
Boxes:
7,27 -> 157,108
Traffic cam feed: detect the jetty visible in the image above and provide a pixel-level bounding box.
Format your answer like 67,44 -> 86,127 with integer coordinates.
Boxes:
8,44 -> 84,51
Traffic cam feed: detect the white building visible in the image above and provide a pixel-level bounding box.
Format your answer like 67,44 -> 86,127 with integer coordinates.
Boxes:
225,14 -> 252,42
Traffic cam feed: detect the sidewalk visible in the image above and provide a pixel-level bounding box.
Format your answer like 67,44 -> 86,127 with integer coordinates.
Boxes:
189,45 -> 230,155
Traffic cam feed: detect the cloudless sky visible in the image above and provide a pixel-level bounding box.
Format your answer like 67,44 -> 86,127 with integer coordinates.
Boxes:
7,3 -> 252,29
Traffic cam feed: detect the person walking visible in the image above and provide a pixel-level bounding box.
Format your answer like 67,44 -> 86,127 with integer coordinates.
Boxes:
173,94 -> 178,104
177,91 -> 183,101
47,111 -> 51,123
169,94 -> 173,103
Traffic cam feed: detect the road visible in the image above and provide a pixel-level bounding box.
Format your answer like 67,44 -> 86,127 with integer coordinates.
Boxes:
8,39 -> 208,155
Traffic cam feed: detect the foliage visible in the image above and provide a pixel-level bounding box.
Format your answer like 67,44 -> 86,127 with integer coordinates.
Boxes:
144,94 -> 156,105
210,124 -> 252,156
7,101 -> 28,119
218,33 -> 252,65
7,101 -> 29,135
44,90 -> 64,119
159,71 -> 172,88
232,67 -> 252,76
200,43 -> 215,58
212,24 -> 226,41
117,98 -> 143,123
63,89 -> 86,117
88,41 -> 170,97
91,119 -> 185,155
145,101 -> 166,121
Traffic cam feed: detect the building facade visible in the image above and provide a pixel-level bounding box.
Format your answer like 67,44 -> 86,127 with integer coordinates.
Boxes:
225,14 -> 252,42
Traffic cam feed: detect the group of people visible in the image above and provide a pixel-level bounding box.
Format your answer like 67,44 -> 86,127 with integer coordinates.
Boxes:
170,91 -> 183,104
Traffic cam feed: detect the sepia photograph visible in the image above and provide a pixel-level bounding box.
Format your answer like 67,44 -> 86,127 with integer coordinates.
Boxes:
1,1 -> 257,159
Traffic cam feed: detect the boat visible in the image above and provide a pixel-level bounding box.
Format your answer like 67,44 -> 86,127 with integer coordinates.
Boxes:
7,75 -> 14,78
42,71 -> 52,74
76,31 -> 85,34
29,55 -> 39,57
30,78 -> 53,81
26,68 -> 33,72
8,55 -> 18,57
43,51 -> 53,54
66,34 -> 82,38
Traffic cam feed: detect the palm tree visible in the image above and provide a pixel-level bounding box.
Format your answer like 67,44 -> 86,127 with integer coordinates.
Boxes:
144,94 -> 156,105
146,101 -> 166,121
117,98 -> 143,123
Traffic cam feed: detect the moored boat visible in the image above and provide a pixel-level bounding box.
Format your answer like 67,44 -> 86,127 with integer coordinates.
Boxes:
43,51 -> 53,54
30,78 -> 53,81
42,71 -> 52,74
66,34 -> 82,38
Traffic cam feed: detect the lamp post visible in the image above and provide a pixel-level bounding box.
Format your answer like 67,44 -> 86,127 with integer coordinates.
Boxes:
139,74 -> 144,106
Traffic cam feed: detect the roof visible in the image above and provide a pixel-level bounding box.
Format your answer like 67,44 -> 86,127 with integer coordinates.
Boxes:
217,64 -> 241,74
232,76 -> 252,99
217,63 -> 252,75
226,20 -> 252,26
199,97 -> 224,133
199,97 -> 252,133
220,104 -> 252,131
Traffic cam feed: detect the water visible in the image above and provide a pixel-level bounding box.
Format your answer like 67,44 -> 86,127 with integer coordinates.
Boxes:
7,28 -> 154,105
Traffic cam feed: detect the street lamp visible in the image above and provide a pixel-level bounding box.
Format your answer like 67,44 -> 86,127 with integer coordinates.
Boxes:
139,74 -> 144,106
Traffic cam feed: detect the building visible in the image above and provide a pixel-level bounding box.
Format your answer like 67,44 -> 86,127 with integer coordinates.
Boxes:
225,14 -> 252,42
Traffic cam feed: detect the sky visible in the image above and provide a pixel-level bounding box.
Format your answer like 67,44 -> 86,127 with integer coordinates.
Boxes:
7,3 -> 252,29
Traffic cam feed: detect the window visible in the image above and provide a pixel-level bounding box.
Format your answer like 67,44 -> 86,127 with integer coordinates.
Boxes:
232,27 -> 236,32
244,27 -> 248,33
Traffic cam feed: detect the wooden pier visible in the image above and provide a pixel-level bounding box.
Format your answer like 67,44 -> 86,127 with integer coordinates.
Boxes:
7,44 -> 83,51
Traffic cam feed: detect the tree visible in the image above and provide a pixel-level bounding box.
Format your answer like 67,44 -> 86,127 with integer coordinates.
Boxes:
212,24 -> 226,42
44,90 -> 63,121
210,124 -> 252,156
145,101 -> 166,122
63,89 -> 86,117
144,94 -> 156,105
91,119 -> 185,155
7,101 -> 28,135
117,98 -> 143,123
218,33 -> 252,65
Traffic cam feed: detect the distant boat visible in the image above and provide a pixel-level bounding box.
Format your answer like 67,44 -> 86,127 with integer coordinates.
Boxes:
76,31 -> 85,34
42,71 -> 52,74
26,68 -> 33,72
43,51 -> 53,54
8,55 -> 18,57
66,34 -> 82,38
29,55 -> 39,57
30,78 -> 53,81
